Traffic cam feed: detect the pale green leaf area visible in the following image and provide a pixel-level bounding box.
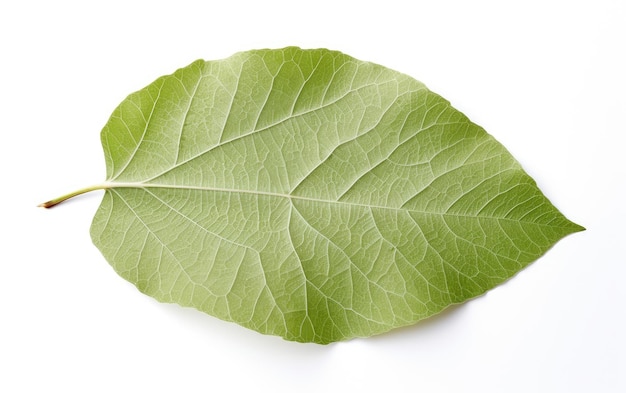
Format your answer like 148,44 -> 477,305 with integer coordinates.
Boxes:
42,47 -> 583,344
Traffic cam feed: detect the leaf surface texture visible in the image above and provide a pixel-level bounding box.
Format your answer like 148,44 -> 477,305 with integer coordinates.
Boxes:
89,47 -> 583,343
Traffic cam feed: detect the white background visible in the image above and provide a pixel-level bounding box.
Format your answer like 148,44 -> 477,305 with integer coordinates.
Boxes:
1,1 -> 624,392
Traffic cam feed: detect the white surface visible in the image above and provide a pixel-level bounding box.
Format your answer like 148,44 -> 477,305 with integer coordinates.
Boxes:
1,1 -> 624,392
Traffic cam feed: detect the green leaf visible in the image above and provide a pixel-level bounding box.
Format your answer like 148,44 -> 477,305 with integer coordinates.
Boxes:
41,47 -> 583,344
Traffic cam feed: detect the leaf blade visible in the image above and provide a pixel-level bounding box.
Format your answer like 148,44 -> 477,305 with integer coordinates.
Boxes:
90,47 -> 583,343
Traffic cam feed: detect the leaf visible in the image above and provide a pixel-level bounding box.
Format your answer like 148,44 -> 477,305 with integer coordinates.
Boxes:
41,47 -> 584,344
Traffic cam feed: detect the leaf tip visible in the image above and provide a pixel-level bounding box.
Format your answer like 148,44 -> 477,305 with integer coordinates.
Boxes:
566,220 -> 586,235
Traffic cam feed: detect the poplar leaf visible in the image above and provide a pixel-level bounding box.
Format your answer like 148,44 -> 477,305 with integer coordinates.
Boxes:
41,47 -> 583,344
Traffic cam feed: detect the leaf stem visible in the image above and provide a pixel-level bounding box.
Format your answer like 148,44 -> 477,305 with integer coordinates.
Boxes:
38,183 -> 112,208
